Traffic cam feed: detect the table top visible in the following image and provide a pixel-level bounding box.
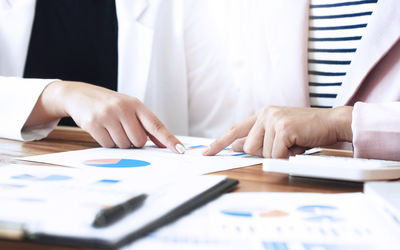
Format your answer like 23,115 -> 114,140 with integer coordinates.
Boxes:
0,126 -> 362,250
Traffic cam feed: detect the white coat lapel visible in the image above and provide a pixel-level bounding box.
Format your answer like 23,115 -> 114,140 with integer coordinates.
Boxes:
335,0 -> 400,106
116,0 -> 159,101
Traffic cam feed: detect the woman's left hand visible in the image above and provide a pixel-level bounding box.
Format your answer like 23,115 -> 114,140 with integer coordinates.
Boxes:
204,105 -> 353,158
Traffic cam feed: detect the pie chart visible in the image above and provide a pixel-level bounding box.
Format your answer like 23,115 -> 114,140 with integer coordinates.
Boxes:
221,209 -> 288,218
83,159 -> 151,168
297,205 -> 337,213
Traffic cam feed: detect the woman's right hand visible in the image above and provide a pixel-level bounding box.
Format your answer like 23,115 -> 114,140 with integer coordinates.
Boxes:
25,81 -> 185,153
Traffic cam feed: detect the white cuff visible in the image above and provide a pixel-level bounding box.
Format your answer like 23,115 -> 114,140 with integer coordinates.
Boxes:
0,77 -> 59,141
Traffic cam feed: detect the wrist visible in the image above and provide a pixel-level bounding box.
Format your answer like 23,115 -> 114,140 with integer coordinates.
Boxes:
24,80 -> 71,128
41,80 -> 71,118
330,106 -> 353,142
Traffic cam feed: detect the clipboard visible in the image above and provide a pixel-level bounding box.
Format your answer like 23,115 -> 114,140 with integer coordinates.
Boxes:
0,173 -> 238,249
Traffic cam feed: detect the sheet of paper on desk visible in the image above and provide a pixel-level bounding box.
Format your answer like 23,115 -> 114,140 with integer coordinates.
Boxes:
125,192 -> 400,250
20,136 -> 263,176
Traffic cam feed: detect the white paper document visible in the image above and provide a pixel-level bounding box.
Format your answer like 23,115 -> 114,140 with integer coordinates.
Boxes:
20,136 -> 263,176
0,164 -> 157,226
126,192 -> 400,250
0,164 -> 229,246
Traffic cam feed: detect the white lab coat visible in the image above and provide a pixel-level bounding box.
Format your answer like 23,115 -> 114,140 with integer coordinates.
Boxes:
0,0 -> 239,141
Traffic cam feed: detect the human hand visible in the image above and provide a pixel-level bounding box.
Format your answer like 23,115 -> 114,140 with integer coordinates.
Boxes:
203,106 -> 353,158
26,81 -> 185,153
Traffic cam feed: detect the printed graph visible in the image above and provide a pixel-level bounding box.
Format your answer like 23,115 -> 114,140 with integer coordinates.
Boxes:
298,205 -> 342,223
186,145 -> 253,157
297,205 -> 337,213
262,241 -> 371,250
97,179 -> 121,184
84,158 -> 151,168
221,209 -> 288,218
0,183 -> 25,190
12,174 -> 72,181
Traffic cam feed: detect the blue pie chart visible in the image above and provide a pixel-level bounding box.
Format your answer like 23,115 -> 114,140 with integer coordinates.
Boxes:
297,205 -> 337,213
84,159 -> 151,168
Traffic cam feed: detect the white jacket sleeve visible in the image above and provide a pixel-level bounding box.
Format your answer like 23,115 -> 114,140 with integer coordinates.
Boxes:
0,76 -> 59,141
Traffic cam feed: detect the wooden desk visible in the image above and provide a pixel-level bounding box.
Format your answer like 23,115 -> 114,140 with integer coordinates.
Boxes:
0,127 -> 362,250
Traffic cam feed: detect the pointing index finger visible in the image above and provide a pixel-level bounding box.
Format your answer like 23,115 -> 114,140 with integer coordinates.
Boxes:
203,115 -> 257,156
136,103 -> 185,154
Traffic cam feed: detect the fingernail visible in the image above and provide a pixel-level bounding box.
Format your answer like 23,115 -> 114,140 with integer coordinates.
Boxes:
175,144 -> 186,154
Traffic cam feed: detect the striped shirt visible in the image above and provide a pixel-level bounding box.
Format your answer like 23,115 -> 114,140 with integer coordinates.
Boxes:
308,0 -> 378,108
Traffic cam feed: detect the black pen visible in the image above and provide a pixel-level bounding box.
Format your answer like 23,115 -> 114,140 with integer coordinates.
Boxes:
92,193 -> 147,228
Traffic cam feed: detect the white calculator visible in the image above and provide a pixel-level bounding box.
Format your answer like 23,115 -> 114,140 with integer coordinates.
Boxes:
263,155 -> 400,182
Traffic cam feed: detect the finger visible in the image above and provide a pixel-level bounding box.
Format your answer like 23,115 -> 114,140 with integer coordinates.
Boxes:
203,115 -> 257,156
231,137 -> 246,152
271,132 -> 291,159
262,123 -> 275,158
242,117 -> 266,157
148,133 -> 166,148
120,115 -> 148,148
136,104 -> 184,154
88,125 -> 115,148
105,121 -> 132,149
